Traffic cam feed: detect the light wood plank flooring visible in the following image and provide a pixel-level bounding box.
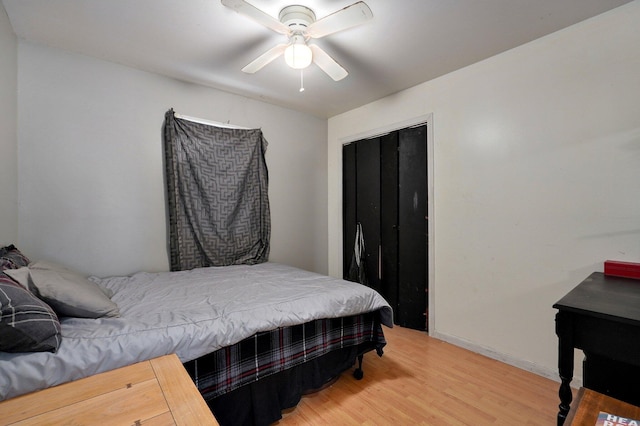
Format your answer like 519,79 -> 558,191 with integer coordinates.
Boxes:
276,325 -> 561,425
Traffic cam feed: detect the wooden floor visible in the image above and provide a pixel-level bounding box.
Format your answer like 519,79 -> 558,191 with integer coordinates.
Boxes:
275,325 -> 561,425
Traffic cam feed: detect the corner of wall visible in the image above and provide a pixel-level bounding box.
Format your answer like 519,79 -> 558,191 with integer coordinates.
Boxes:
0,3 -> 18,244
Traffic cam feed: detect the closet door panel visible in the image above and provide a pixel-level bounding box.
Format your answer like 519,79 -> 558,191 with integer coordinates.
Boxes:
342,142 -> 357,279
356,138 -> 381,293
380,133 -> 399,319
397,126 -> 428,330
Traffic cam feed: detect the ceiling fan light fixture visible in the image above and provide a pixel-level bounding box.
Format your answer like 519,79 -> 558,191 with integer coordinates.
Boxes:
284,36 -> 312,69
223,1 -> 373,81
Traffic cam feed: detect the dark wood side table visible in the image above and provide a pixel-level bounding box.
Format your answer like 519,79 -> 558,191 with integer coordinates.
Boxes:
553,272 -> 640,425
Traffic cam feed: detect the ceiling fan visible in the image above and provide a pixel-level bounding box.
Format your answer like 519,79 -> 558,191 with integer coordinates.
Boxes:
220,0 -> 373,82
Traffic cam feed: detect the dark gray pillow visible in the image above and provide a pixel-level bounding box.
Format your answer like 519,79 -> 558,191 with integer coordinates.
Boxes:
0,244 -> 31,270
0,273 -> 61,353
6,261 -> 120,319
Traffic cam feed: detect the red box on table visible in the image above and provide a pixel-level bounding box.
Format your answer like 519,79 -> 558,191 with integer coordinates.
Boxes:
604,260 -> 640,280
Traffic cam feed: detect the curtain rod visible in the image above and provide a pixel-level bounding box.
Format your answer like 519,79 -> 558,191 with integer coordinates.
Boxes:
174,113 -> 254,130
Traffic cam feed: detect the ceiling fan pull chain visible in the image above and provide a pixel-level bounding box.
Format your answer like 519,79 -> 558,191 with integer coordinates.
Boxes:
300,69 -> 305,92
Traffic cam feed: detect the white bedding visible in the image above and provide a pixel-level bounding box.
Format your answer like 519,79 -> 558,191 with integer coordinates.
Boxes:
0,262 -> 392,401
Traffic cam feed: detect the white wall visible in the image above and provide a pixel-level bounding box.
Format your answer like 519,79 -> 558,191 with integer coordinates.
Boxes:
0,5 -> 18,245
328,1 -> 640,382
17,42 -> 328,277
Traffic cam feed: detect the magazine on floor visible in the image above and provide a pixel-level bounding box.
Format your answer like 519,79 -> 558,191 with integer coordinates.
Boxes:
596,411 -> 640,426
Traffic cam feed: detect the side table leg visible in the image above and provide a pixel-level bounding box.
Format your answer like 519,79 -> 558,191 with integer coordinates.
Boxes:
558,373 -> 573,425
556,312 -> 573,426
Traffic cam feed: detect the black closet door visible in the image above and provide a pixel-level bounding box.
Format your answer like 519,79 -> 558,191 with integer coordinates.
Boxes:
397,126 -> 428,330
342,125 -> 428,331
356,138 -> 381,294
342,143 -> 357,279
380,132 -> 399,314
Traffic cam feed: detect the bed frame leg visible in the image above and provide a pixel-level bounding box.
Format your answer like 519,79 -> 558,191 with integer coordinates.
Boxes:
353,354 -> 364,380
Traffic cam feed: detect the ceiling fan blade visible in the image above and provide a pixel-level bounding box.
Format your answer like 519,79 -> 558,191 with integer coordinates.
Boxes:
242,44 -> 287,74
221,0 -> 289,35
306,1 -> 373,39
309,44 -> 348,81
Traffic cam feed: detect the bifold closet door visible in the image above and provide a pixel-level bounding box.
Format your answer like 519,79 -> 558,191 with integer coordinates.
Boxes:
397,126 -> 428,330
355,138 -> 381,294
342,125 -> 427,331
342,142 -> 357,278
380,132 -> 399,315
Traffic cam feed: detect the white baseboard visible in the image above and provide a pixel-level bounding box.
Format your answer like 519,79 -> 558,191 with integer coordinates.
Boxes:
429,330 -> 583,389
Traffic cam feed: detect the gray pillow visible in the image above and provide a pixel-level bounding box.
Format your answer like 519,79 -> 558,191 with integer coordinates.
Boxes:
0,244 -> 31,270
6,261 -> 120,319
0,273 -> 61,353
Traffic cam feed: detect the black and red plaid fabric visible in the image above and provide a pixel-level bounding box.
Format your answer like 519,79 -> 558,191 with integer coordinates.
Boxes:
188,311 -> 386,399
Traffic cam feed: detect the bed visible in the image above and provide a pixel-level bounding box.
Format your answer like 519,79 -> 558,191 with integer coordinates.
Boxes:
0,246 -> 392,425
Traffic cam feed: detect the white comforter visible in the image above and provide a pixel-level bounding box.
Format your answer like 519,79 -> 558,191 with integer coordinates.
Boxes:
0,262 -> 392,401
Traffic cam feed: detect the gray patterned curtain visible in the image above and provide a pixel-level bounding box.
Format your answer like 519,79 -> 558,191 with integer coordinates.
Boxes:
163,109 -> 270,271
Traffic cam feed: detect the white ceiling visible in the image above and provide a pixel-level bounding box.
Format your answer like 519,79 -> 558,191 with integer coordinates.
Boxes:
2,0 -> 632,118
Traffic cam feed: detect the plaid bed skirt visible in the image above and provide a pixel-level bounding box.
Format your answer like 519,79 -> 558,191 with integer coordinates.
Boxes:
184,310 -> 386,400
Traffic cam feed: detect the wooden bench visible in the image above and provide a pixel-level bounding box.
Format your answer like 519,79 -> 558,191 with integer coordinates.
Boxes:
0,354 -> 218,425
